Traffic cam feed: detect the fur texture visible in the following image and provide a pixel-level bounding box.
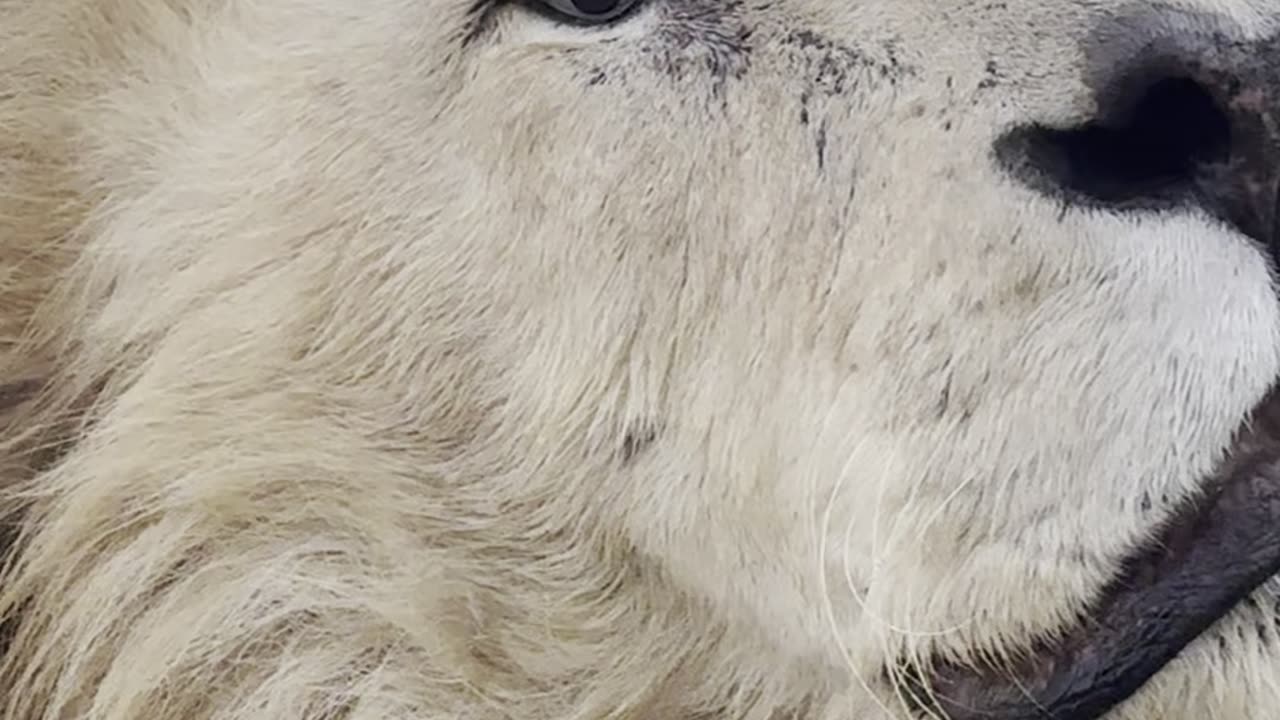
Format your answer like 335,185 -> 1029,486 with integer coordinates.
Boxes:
3,0 -> 1280,718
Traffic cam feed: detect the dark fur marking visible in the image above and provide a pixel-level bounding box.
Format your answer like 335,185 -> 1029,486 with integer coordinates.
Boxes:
644,1 -> 753,96
935,376 -> 952,419
0,380 -> 40,418
976,59 -> 1003,91
0,370 -> 143,666
461,0 -> 498,48
620,423 -> 659,464
0,379 -> 44,662
814,119 -> 828,170
780,30 -> 916,98
781,29 -> 918,172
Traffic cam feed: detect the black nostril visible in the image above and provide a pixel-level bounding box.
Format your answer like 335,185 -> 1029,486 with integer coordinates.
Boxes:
996,74 -> 1233,211
996,13 -> 1280,252
998,50 -> 1280,251
1100,77 -> 1231,190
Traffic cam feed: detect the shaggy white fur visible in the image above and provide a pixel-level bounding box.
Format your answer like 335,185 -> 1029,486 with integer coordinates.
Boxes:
3,0 -> 1280,718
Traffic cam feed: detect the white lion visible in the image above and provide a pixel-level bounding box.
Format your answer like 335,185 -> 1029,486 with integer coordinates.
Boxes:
2,0 -> 1280,718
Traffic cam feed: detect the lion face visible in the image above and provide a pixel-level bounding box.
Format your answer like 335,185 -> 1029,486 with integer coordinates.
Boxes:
449,0 -> 1280,707
3,0 -> 1280,718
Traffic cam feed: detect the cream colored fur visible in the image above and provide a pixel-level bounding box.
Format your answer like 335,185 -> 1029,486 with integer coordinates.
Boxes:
3,0 -> 1280,718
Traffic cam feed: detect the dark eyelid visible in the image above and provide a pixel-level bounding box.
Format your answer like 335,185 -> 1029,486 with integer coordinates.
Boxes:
461,0 -> 643,50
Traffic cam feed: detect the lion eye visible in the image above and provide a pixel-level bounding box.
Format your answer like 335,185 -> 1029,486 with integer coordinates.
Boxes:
534,0 -> 642,23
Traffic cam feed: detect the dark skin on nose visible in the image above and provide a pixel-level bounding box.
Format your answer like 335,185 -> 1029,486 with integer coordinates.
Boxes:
1092,21 -> 1280,254
905,21 -> 1280,720
1195,43 -> 1280,255
1223,102 -> 1280,252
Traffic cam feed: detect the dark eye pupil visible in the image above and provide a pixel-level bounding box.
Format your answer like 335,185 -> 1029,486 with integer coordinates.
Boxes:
572,0 -> 620,15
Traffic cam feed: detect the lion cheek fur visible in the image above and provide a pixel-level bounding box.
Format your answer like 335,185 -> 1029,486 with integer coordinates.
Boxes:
4,1 -> 1280,719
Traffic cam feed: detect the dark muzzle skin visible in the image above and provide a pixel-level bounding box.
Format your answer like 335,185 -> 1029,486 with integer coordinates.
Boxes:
905,387 -> 1280,719
905,19 -> 1280,720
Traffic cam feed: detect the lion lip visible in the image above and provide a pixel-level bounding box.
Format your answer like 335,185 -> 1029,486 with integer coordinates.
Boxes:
903,385 -> 1280,720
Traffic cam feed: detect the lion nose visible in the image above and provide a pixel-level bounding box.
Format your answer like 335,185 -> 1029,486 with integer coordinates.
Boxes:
994,26 -> 1280,251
